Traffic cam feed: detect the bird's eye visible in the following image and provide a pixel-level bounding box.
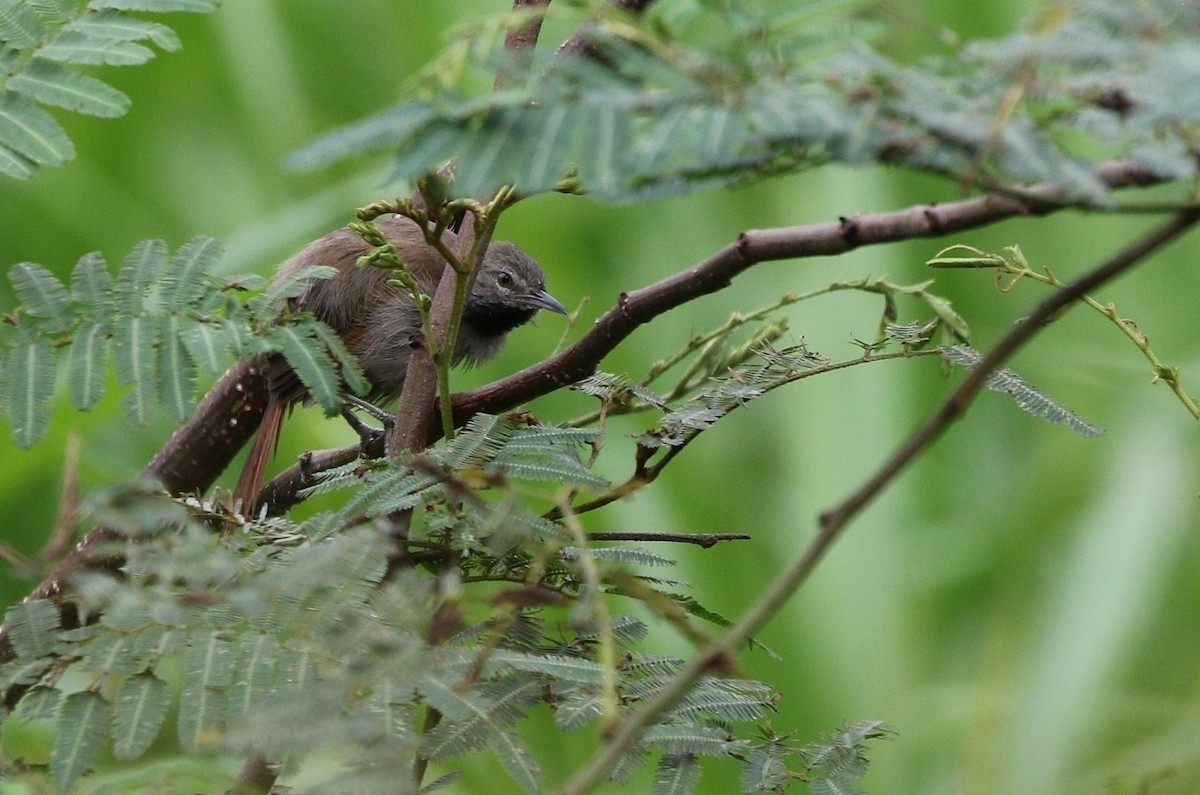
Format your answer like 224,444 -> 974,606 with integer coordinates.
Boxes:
497,271 -> 514,287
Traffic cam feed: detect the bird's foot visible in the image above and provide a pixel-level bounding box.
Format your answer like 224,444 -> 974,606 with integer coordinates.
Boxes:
341,395 -> 393,457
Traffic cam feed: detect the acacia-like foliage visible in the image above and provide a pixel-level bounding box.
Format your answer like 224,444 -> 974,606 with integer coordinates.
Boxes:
0,425 -> 890,793
291,0 -> 1199,202
0,238 -> 364,447
0,0 -> 219,179
3,1 -> 1198,793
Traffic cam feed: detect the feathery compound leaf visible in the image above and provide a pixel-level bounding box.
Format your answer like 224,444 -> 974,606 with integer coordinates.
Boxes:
71,9 -> 180,50
68,320 -> 109,410
162,235 -> 220,311
158,317 -> 194,421
15,686 -> 62,720
941,344 -> 1103,437
0,0 -> 49,48
111,672 -> 169,760
442,413 -> 519,469
268,323 -> 340,411
5,598 -> 59,659
116,238 -> 168,314
309,318 -> 368,397
654,753 -> 701,795
39,28 -> 153,65
487,650 -> 605,685
51,690 -> 109,790
113,314 -> 158,425
640,724 -> 743,757
8,260 -> 68,318
0,142 -> 36,177
740,745 -> 791,793
7,336 -> 56,447
179,320 -> 227,373
71,251 -> 114,317
178,631 -> 234,752
90,0 -> 220,11
225,632 -> 280,722
0,90 -> 72,164
8,58 -> 130,117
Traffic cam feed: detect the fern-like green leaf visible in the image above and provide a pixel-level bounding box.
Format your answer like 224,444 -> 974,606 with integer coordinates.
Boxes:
740,744 -> 791,793
162,235 -> 220,311
70,251 -> 115,318
116,237 -> 167,314
178,631 -> 234,752
941,344 -> 1103,437
640,724 -> 743,757
653,752 -> 701,795
0,0 -> 49,48
70,8 -> 181,50
487,650 -> 605,685
68,321 -> 109,410
111,672 -> 169,760
79,630 -> 145,675
809,777 -> 863,795
0,90 -> 72,164
5,598 -> 59,659
51,690 -> 109,791
158,317 -> 194,421
113,314 -> 158,425
179,320 -> 227,374
488,723 -> 543,795
8,58 -> 130,117
0,142 -> 36,177
14,686 -> 62,720
9,260 -> 68,318
225,632 -> 279,722
39,28 -> 154,65
25,0 -> 73,23
90,0 -> 220,11
7,335 -> 55,447
309,318 -> 368,397
553,686 -> 604,731
268,323 -> 340,411
442,413 -> 519,469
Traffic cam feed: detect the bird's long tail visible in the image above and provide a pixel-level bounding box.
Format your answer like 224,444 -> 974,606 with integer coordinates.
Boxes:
233,399 -> 286,517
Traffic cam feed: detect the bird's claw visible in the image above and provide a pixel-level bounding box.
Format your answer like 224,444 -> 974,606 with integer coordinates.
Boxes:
341,395 -> 392,457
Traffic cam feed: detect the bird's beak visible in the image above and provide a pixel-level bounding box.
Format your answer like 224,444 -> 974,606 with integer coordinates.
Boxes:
531,289 -> 569,315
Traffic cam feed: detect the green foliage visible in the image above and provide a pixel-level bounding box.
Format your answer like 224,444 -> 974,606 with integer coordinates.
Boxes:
290,0 -> 1198,203
0,444 -> 883,793
941,343 -> 1103,437
0,0 -> 218,178
0,238 -> 366,446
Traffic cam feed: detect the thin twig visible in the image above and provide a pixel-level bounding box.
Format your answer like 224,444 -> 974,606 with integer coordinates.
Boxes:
553,210 -> 1200,795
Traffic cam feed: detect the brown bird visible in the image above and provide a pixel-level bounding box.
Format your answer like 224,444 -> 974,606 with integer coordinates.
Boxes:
233,214 -> 567,514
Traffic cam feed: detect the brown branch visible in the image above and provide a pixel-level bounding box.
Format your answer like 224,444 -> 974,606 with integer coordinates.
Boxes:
0,160 -> 1169,703
253,160 -> 1167,513
556,207 -> 1200,795
497,0 -> 552,91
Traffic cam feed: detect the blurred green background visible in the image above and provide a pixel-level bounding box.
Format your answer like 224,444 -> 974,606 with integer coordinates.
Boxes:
3,2 -> 1200,793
